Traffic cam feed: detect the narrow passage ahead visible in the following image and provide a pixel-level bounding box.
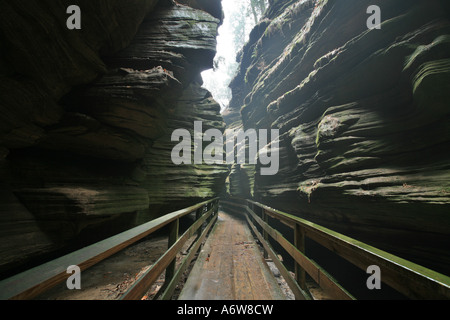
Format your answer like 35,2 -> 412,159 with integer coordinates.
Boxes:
179,210 -> 285,300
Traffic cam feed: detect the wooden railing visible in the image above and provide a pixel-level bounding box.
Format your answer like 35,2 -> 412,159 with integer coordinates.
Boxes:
0,198 -> 219,300
220,198 -> 450,300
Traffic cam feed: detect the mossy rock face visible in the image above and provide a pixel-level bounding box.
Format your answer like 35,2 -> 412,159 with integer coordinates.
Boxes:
316,115 -> 343,146
227,0 -> 450,274
141,82 -> 228,208
411,58 -> 450,121
0,0 -> 161,149
177,0 -> 223,21
0,2 -> 226,275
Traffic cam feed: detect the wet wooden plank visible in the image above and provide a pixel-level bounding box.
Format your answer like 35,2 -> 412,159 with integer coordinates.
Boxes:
159,212 -> 217,300
178,211 -> 286,300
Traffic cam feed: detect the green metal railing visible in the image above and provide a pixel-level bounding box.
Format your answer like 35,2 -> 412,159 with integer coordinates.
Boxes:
221,198 -> 450,300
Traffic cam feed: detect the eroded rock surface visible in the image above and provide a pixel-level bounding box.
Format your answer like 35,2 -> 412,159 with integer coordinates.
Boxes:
226,0 -> 450,274
0,0 -> 226,275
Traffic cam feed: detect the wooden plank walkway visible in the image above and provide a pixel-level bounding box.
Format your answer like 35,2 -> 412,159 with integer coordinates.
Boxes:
178,210 -> 286,300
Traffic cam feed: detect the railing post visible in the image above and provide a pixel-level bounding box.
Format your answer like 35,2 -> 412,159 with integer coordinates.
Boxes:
165,218 -> 179,288
214,199 -> 219,217
294,223 -> 306,290
196,206 -> 204,237
262,209 -> 269,259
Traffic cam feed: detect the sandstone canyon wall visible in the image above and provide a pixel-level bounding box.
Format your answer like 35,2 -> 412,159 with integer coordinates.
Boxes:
225,0 -> 450,275
0,0 -> 227,276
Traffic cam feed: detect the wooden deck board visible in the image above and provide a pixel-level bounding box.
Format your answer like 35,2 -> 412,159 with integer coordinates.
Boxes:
178,211 -> 286,300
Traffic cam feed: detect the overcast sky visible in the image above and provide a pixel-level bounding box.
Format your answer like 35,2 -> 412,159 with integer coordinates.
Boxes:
201,0 -> 255,112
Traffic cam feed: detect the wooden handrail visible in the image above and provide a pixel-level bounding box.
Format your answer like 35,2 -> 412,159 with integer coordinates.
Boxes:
0,198 -> 219,300
220,198 -> 450,300
121,202 -> 218,300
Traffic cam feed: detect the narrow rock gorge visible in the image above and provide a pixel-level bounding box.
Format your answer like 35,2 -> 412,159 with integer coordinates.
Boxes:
0,0 -> 227,276
0,0 -> 449,289
225,0 -> 450,275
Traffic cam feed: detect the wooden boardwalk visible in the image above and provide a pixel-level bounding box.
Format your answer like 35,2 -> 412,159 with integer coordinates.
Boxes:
178,210 -> 286,300
2,197 -> 448,301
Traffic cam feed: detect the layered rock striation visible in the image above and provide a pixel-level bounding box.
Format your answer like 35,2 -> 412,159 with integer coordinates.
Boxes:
0,0 -> 226,275
226,0 -> 450,274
